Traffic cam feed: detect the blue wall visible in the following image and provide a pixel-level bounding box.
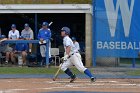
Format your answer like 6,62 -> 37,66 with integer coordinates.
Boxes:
93,0 -> 140,58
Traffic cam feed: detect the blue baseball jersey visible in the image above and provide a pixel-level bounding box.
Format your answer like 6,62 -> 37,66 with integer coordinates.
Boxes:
38,28 -> 51,40
15,43 -> 28,51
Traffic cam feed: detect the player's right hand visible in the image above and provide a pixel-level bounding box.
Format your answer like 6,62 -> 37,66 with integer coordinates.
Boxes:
40,38 -> 44,43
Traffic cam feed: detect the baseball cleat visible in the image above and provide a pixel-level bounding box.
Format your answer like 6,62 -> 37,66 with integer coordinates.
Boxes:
70,74 -> 76,83
91,77 -> 96,82
52,78 -> 56,81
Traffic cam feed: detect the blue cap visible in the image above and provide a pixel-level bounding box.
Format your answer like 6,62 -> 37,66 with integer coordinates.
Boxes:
11,24 -> 16,28
72,37 -> 76,41
19,36 -> 24,39
42,22 -> 49,26
61,27 -> 70,35
24,23 -> 29,27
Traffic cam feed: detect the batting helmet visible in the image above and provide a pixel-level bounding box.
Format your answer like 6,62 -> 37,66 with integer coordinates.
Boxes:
61,27 -> 70,35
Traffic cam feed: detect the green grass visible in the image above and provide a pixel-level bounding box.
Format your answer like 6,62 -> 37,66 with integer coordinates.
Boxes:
120,58 -> 140,64
0,0 -> 92,4
121,58 -> 140,76
127,70 -> 140,76
0,67 -> 82,74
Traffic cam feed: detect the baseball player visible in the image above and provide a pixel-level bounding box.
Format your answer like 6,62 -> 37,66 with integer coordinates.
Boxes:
60,27 -> 96,83
21,23 -> 34,53
38,22 -> 51,66
72,37 -> 80,51
0,35 -> 12,64
11,36 -> 28,65
8,24 -> 19,40
7,24 -> 20,64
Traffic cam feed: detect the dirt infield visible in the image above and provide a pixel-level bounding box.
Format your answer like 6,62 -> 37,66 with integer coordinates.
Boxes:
0,78 -> 139,93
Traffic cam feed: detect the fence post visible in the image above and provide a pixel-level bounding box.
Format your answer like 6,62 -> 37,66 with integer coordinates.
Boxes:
35,13 -> 38,39
46,40 -> 49,66
92,0 -> 96,67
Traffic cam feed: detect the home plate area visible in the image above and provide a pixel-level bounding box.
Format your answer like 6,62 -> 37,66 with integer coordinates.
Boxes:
0,78 -> 139,93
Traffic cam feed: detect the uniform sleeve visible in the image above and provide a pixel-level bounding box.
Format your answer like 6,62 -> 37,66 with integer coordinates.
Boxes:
30,30 -> 34,39
65,39 -> 71,47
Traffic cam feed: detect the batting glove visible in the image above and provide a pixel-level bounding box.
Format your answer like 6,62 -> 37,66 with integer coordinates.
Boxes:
62,55 -> 69,61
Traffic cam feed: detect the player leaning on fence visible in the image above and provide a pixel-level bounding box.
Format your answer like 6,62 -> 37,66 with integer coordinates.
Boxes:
60,27 -> 96,83
38,22 -> 51,66
8,24 -> 19,40
21,23 -> 34,53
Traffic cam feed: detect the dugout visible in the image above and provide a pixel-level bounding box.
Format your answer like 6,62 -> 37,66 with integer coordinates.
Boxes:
0,4 -> 92,67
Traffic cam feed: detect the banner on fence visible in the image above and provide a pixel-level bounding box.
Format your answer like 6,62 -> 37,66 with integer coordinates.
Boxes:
95,0 -> 140,58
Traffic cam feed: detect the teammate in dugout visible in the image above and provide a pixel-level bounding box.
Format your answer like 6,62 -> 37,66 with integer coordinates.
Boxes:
11,36 -> 28,65
60,27 -> 96,83
5,24 -> 20,64
0,35 -> 12,64
38,22 -> 51,66
8,24 -> 20,40
21,23 -> 34,53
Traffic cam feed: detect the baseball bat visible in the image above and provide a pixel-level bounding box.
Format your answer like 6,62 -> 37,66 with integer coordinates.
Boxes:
49,22 -> 53,26
52,63 -> 63,81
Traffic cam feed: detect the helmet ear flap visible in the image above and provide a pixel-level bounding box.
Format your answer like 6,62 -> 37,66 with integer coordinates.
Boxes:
66,31 -> 70,35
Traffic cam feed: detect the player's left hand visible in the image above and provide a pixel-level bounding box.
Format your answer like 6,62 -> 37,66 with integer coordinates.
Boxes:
62,55 -> 69,61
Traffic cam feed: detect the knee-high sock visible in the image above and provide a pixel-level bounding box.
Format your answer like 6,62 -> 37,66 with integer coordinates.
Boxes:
64,68 -> 74,78
84,69 -> 94,78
